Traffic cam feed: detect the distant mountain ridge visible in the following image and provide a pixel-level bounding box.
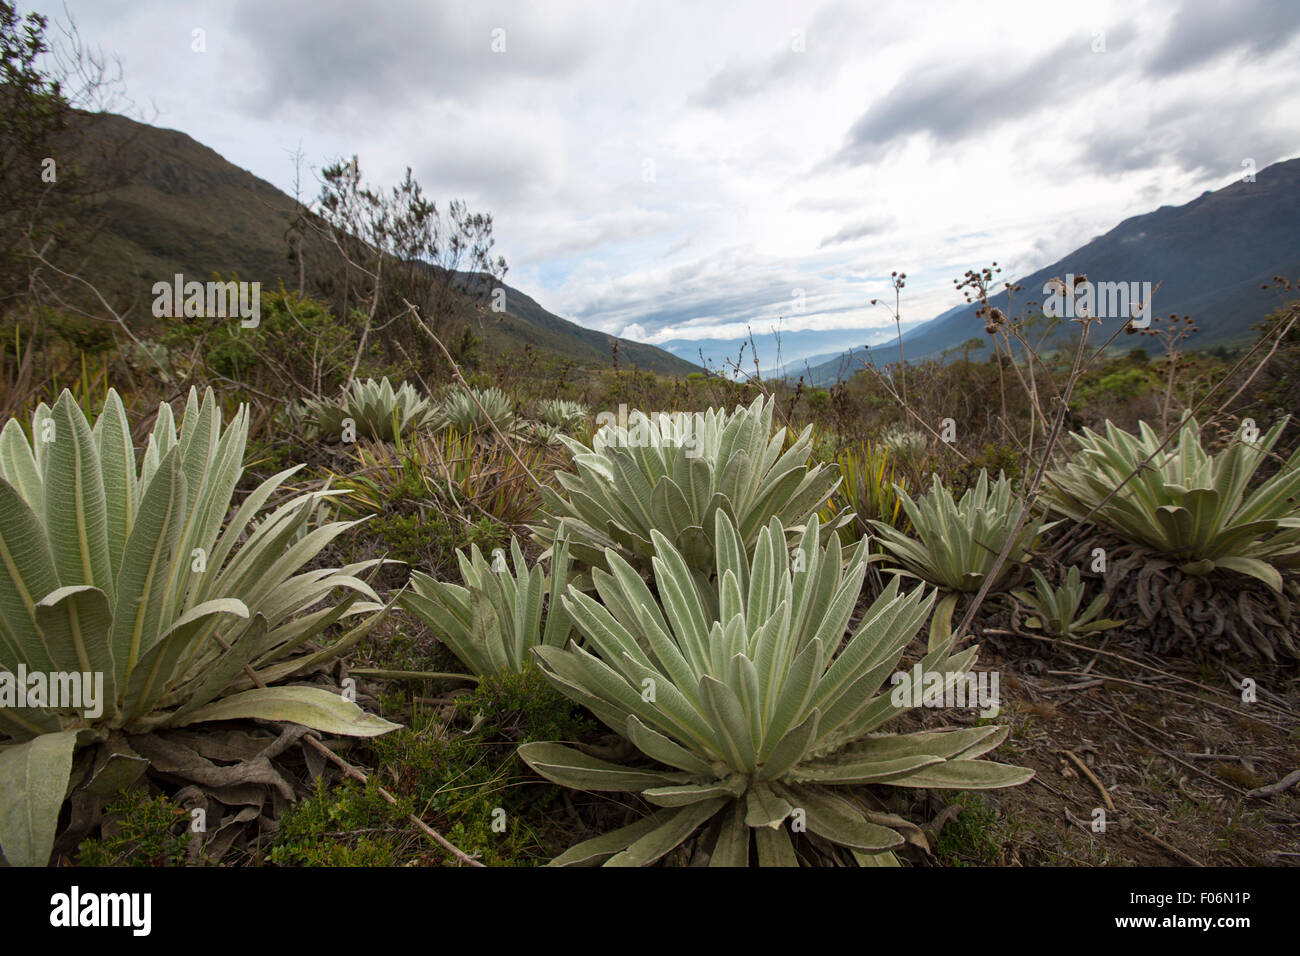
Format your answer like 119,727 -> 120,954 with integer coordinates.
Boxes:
66,112 -> 698,376
656,324 -> 917,379
804,156 -> 1300,384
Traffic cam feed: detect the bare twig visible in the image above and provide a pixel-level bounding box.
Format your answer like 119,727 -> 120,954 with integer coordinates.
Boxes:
1245,769 -> 1300,800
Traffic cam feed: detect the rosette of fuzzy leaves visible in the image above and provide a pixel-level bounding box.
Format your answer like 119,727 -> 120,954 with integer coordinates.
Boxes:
533,394 -> 847,576
536,398 -> 589,433
1044,416 -> 1300,592
519,511 -> 1030,866
0,389 -> 397,866
436,385 -> 517,437
400,535 -> 574,676
869,470 -> 1049,592
306,376 -> 437,442
1010,566 -> 1125,637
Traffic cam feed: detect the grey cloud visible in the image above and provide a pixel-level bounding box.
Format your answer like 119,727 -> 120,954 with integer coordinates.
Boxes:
571,260 -> 803,335
691,2 -> 856,109
1144,0 -> 1300,77
819,218 -> 893,248
568,246 -> 908,341
1076,94 -> 1295,179
692,48 -> 810,109
405,138 -> 553,207
231,0 -> 590,115
530,212 -> 678,260
836,34 -> 1130,164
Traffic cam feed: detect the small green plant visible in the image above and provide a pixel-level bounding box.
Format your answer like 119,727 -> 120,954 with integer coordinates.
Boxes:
437,385 -> 517,436
824,440 -> 907,538
273,669 -> 593,866
869,470 -> 1050,593
535,398 -> 589,433
1010,566 -> 1125,637
331,428 -> 544,527
366,510 -> 505,572
76,788 -> 192,867
523,421 -> 562,446
270,776 -> 411,867
879,425 -> 928,459
932,791 -> 1005,866
400,536 -> 574,676
306,376 -> 437,442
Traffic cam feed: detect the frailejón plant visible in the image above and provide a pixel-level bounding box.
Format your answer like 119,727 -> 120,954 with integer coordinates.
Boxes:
1044,416 -> 1300,592
870,470 -> 1049,593
534,395 -> 847,575
0,389 -> 398,867
400,535 -> 574,676
306,376 -> 437,442
519,511 -> 1030,866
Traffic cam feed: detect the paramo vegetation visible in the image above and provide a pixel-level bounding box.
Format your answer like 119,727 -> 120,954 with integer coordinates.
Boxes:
2,3 -> 1299,868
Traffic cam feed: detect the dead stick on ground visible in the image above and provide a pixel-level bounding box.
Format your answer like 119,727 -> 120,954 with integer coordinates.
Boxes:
1132,825 -> 1204,867
1103,711 -> 1248,797
1061,750 -> 1115,811
1048,669 -> 1265,722
1041,679 -> 1103,693
1245,769 -> 1300,800
306,737 -> 483,866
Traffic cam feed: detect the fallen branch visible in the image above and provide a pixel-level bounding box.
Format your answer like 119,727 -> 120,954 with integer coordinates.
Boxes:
1245,769 -> 1300,800
1132,824 -> 1204,867
1060,750 -> 1115,811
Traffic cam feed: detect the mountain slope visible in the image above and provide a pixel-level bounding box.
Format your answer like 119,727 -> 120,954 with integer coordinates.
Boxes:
657,324 -> 921,380
806,157 -> 1300,383
64,112 -> 697,376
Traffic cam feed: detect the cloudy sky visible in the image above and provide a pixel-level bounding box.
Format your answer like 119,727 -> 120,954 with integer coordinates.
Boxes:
28,0 -> 1300,347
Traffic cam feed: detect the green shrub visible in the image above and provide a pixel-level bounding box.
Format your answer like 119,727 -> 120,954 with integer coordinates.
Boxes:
272,669 -> 593,866
824,440 -> 908,538
270,777 -> 411,867
76,788 -> 191,867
